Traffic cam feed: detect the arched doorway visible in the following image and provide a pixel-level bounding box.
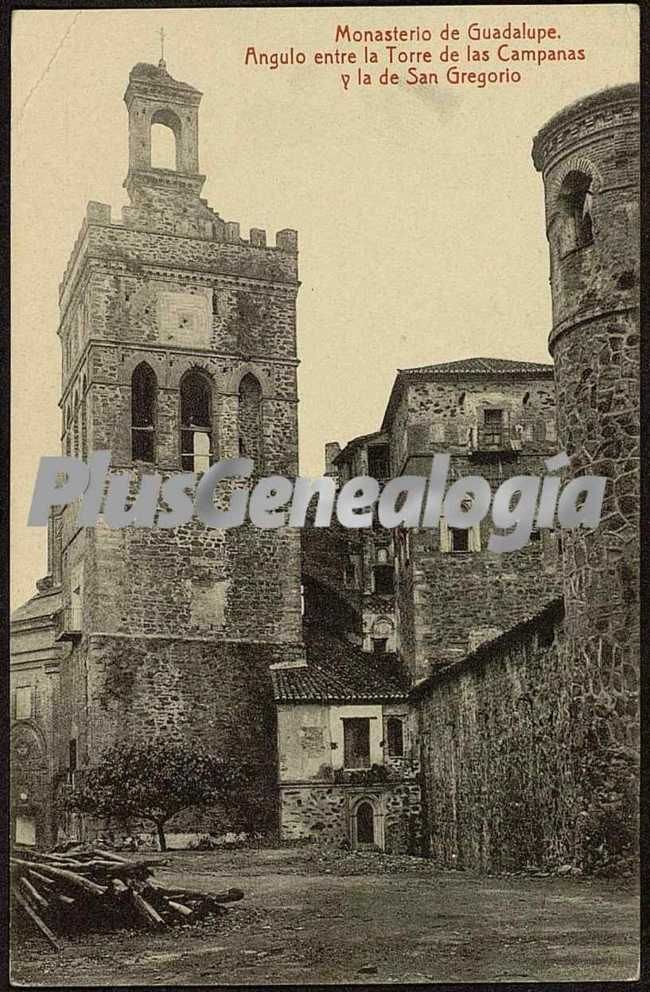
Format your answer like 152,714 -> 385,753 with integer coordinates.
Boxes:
11,723 -> 49,848
356,801 -> 375,846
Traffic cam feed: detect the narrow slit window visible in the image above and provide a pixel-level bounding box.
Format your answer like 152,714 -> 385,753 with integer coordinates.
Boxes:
238,373 -> 263,470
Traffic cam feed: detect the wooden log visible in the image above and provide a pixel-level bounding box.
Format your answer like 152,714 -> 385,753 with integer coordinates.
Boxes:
131,890 -> 167,929
166,899 -> 193,917
11,859 -> 108,896
91,848 -> 131,863
154,885 -> 244,903
28,869 -> 55,888
19,876 -> 49,910
35,852 -> 87,866
13,890 -> 61,952
57,894 -> 75,906
58,859 -> 137,872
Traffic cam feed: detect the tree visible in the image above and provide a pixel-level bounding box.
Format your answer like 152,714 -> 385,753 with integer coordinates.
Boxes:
64,737 -> 247,851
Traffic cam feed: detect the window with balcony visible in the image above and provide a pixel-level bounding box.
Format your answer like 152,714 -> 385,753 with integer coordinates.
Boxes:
482,408 -> 504,447
343,718 -> 371,769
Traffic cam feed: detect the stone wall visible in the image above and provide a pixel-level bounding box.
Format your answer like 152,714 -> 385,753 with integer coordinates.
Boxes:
55,636 -> 299,835
395,450 -> 562,680
531,84 -> 640,872
532,82 -> 639,673
279,783 -> 421,854
387,375 -> 556,475
48,60 -> 304,842
415,600 -> 638,873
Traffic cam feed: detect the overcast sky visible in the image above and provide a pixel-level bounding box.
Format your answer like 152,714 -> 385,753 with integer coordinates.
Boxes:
11,5 -> 639,609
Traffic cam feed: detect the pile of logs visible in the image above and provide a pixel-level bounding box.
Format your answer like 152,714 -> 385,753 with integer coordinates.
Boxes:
11,846 -> 244,951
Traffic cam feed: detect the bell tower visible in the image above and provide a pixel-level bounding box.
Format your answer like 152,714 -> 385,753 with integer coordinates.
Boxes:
121,61 -> 210,234
51,61 -> 304,837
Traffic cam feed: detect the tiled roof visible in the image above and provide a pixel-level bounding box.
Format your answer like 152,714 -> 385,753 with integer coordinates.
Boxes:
272,625 -> 409,704
399,357 -> 553,376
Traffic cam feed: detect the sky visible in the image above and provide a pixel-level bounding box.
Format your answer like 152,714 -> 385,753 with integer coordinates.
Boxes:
10,5 -> 639,609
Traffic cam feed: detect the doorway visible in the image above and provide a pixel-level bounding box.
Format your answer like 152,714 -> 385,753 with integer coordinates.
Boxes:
15,814 -> 36,846
356,801 -> 375,846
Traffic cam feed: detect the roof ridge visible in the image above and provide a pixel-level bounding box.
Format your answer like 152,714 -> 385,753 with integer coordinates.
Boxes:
398,356 -> 554,375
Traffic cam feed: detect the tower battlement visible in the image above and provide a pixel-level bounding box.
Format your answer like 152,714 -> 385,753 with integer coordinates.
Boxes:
56,60 -> 299,306
59,206 -> 298,306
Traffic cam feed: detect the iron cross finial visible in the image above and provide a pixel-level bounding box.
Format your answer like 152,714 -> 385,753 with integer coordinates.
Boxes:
158,27 -> 166,68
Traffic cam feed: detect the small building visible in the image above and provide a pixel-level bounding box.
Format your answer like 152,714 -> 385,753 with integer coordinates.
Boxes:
272,619 -> 420,853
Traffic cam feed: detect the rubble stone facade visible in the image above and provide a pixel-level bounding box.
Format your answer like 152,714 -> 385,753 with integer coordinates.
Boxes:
381,361 -> 562,678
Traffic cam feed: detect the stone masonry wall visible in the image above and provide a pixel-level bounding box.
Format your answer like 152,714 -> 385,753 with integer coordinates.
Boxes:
280,783 -> 421,854
55,636 -> 301,835
396,451 -> 562,679
532,84 -> 640,871
416,603 -> 638,873
388,375 -> 556,475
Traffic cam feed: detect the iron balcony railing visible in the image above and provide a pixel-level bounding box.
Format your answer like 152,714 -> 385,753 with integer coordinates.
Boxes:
469,425 -> 522,453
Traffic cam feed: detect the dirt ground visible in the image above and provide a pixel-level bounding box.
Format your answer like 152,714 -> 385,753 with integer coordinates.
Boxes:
11,846 -> 639,985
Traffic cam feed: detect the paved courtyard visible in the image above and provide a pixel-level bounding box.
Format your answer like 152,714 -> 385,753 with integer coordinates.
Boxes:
11,847 -> 639,985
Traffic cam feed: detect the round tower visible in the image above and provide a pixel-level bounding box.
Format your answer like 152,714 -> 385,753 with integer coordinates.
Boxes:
532,84 -> 640,739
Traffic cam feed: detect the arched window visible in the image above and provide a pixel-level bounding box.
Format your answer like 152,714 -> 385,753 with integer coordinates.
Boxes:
238,373 -> 262,469
386,717 -> 404,757
150,108 -> 180,170
558,171 -> 593,254
180,370 -> 213,472
131,363 -> 157,463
